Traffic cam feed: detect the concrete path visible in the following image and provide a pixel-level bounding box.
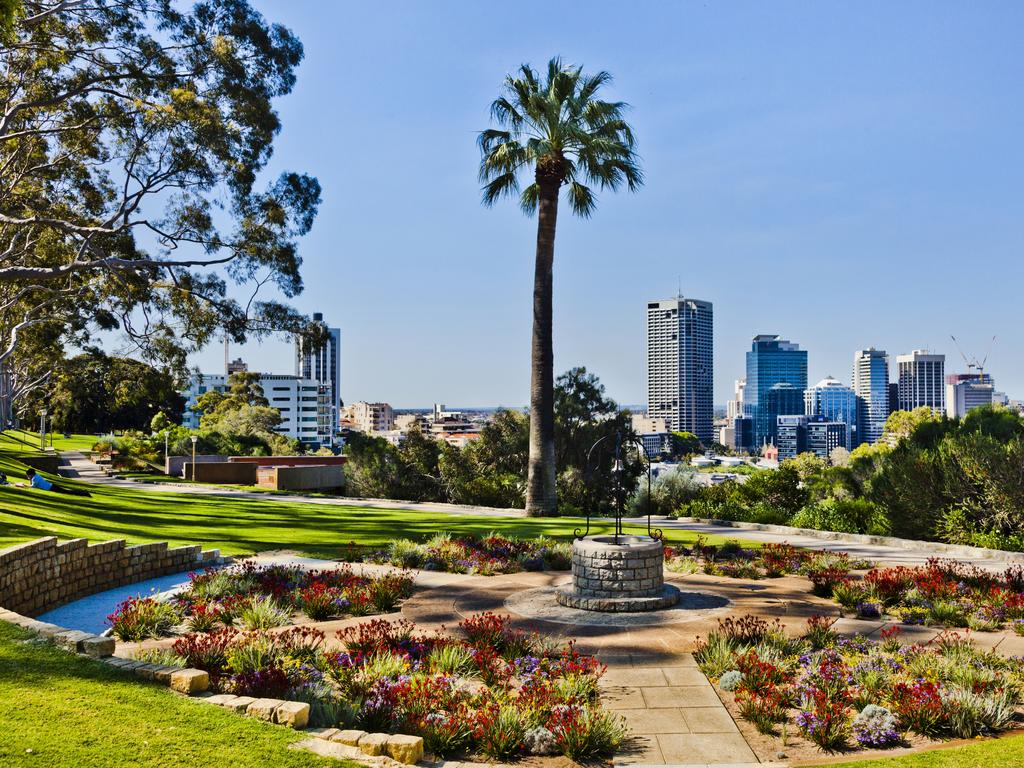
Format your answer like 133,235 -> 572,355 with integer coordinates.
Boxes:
56,451 -> 1023,568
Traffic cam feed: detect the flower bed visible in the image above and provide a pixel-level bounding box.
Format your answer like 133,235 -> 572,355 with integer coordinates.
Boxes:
825,559 -> 1024,632
664,538 -> 871,582
362,532 -> 573,575
108,563 -> 415,641
697,614 -> 1023,757
147,611 -> 628,760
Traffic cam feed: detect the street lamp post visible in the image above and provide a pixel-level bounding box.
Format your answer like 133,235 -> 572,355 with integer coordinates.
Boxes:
190,435 -> 198,481
39,408 -> 47,450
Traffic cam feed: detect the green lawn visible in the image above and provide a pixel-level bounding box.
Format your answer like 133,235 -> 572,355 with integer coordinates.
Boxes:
0,429 -> 99,453
0,621 -> 347,768
824,739 -> 1024,768
0,448 -> 740,558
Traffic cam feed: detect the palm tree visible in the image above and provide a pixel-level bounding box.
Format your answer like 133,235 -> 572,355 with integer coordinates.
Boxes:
478,57 -> 642,516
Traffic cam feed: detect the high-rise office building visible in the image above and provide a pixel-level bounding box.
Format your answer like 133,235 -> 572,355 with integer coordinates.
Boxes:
745,335 -> 808,448
897,350 -> 945,414
946,373 -> 995,419
805,377 -> 858,449
646,296 -> 714,445
852,348 -> 890,445
727,378 -> 746,420
296,312 -> 342,421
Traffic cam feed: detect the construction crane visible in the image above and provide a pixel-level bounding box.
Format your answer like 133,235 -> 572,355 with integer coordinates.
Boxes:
950,334 -> 996,381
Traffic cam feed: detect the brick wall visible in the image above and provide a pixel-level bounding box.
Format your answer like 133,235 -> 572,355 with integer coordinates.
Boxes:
0,537 -> 220,616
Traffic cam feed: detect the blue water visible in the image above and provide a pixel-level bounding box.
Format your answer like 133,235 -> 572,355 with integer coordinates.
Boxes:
38,571 -> 193,634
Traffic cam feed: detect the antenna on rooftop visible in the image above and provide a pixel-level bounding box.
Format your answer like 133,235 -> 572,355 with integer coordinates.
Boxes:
677,275 -> 682,298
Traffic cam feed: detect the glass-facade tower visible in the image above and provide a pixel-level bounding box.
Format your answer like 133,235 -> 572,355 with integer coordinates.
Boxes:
852,348 -> 889,445
745,335 -> 808,448
805,377 -> 858,449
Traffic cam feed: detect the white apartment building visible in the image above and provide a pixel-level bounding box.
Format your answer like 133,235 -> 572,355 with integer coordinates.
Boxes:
342,401 -> 396,433
897,350 -> 945,414
181,372 -> 329,445
946,374 -> 995,419
646,296 -> 714,445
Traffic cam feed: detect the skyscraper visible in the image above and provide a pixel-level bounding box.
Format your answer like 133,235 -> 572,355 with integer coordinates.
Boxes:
852,348 -> 889,445
805,377 -> 858,449
745,335 -> 808,448
295,311 -> 342,423
897,350 -> 945,414
646,296 -> 714,445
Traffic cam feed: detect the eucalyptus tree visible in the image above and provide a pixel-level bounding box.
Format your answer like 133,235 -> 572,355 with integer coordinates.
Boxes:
478,57 -> 642,515
0,0 -> 324,418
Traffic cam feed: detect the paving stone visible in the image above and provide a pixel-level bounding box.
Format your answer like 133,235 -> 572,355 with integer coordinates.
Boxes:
612,734 -> 664,765
602,686 -> 647,710
619,708 -> 689,735
169,668 -> 209,694
358,732 -> 390,756
680,707 -> 739,733
602,668 -> 668,687
274,700 -> 310,729
332,729 -> 368,746
656,732 -> 756,764
386,734 -> 424,764
224,695 -> 256,713
246,698 -> 284,721
662,667 -> 710,686
641,686 -> 721,708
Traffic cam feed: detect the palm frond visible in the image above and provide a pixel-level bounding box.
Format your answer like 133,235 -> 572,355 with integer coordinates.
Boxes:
478,55 -> 643,217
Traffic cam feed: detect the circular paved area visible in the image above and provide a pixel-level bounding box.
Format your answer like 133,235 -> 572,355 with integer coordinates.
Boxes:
507,583 -> 730,627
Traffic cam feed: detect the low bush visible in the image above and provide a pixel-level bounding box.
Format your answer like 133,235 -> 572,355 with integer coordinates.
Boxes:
107,597 -> 181,641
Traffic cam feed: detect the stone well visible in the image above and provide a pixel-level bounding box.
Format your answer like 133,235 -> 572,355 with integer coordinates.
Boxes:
556,534 -> 680,612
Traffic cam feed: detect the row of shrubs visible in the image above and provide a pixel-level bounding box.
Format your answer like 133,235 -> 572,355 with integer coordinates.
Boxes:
362,532 -> 573,574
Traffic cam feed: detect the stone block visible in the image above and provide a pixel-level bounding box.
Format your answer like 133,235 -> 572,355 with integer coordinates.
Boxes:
52,629 -> 92,652
204,694 -> 239,706
133,663 -> 161,680
358,733 -> 390,756
153,666 -> 176,685
386,734 -> 424,764
225,695 -> 257,713
79,635 -> 115,657
332,729 -> 368,746
274,700 -> 310,729
170,668 -> 209,694
246,697 -> 284,721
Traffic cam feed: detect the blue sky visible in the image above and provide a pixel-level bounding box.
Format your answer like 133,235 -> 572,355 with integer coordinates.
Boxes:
190,1 -> 1024,407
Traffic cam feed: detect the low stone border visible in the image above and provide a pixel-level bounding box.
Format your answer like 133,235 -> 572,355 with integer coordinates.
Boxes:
304,727 -> 424,764
0,607 -> 115,656
675,516 -> 1024,562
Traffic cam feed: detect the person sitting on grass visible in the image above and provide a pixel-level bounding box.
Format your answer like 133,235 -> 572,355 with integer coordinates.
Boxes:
24,468 -> 90,497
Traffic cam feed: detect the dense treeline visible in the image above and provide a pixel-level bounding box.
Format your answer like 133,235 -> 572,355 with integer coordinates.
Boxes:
676,405 -> 1024,550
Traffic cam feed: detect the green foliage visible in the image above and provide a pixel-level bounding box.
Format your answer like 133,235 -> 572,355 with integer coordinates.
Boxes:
629,468 -> 702,516
671,431 -> 702,457
40,350 -> 184,434
790,499 -> 891,536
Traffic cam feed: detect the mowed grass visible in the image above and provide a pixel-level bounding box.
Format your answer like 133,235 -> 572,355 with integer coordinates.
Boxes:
823,739 -> 1024,768
0,429 -> 99,453
0,448 -> 742,557
0,622 -> 349,768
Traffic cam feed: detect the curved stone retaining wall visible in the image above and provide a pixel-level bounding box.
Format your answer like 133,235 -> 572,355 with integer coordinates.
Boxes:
0,536 -> 220,617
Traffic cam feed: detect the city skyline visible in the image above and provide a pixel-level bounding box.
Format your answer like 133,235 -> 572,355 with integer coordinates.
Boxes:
184,1 -> 1024,407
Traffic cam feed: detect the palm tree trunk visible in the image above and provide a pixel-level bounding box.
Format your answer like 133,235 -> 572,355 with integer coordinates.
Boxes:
525,177 -> 559,516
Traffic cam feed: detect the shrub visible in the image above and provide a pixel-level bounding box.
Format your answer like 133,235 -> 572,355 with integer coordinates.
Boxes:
808,568 -> 849,598
388,539 -> 426,568
796,687 -> 850,751
718,670 -> 742,691
132,647 -> 185,667
236,595 -> 291,630
693,632 -> 740,679
185,602 -> 221,633
736,686 -> 790,734
226,631 -> 281,674
298,583 -> 345,621
890,680 -> 945,736
172,629 -> 236,673
474,701 -> 527,759
791,499 -> 890,536
546,704 -> 628,760
831,581 -> 867,609
852,704 -> 900,748
369,572 -> 415,613
107,597 -> 181,641
927,601 -> 967,628
804,615 -> 838,649
734,649 -> 789,689
428,643 -> 476,676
